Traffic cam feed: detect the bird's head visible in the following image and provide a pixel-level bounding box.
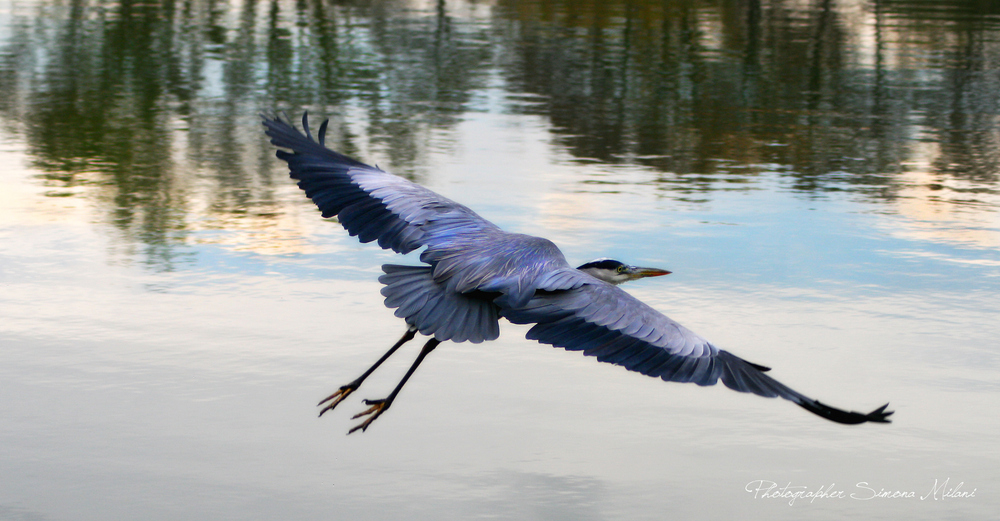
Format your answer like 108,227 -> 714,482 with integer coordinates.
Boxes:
576,258 -> 671,285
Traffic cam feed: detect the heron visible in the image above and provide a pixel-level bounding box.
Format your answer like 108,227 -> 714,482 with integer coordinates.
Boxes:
263,113 -> 892,434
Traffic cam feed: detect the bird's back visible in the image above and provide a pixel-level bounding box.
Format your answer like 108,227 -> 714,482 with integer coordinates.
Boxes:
419,230 -> 587,308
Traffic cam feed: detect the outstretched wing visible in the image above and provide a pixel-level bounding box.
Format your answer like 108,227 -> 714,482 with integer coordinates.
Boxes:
262,113 -> 500,254
502,282 -> 892,425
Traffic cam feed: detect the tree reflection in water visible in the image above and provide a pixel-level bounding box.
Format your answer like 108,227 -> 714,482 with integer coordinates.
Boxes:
1,0 -> 999,267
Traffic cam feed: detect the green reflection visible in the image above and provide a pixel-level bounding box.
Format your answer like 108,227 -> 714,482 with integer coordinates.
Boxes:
1,0 -> 999,266
495,0 -> 1000,195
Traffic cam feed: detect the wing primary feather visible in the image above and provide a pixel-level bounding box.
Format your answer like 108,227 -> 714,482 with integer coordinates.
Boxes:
302,112 -> 313,141
318,118 -> 329,147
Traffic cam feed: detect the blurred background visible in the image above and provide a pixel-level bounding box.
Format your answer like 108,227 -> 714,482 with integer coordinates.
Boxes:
1,0 -> 998,519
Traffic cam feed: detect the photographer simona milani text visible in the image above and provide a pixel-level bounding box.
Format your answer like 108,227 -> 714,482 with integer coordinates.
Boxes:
745,478 -> 976,506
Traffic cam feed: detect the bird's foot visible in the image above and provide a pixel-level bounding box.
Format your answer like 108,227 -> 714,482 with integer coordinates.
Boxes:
317,383 -> 359,417
348,398 -> 391,434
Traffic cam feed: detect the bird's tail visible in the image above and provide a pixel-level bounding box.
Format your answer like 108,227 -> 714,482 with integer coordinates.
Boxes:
379,264 -> 500,344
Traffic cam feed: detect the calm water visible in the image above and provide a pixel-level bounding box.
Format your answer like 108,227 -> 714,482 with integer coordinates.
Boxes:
2,0 -> 999,519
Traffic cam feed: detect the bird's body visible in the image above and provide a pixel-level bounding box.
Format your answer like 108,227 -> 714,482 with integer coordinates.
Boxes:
263,113 -> 892,433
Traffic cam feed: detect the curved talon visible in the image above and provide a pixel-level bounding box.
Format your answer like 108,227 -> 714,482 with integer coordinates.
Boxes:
317,385 -> 356,417
348,399 -> 389,434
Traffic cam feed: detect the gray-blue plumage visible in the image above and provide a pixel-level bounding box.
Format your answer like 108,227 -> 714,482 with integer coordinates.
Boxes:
263,113 -> 892,430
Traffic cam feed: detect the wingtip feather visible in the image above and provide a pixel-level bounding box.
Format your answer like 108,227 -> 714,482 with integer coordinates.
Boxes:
319,118 -> 330,147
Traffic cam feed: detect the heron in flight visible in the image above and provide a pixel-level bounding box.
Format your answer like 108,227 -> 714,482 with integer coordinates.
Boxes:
263,113 -> 892,434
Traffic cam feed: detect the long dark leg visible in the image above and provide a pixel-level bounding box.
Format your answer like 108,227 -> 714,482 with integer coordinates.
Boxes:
348,337 -> 441,434
318,326 -> 417,417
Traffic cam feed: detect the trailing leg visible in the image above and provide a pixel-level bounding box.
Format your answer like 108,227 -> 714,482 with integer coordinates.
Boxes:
349,337 -> 441,434
318,326 -> 417,417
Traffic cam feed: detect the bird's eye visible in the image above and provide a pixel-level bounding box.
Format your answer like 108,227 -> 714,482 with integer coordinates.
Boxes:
616,265 -> 625,273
